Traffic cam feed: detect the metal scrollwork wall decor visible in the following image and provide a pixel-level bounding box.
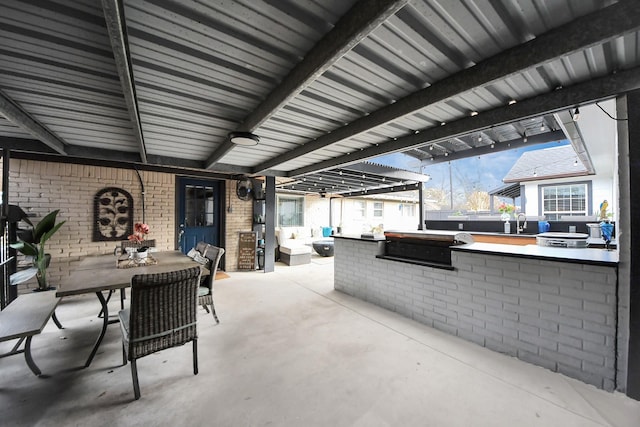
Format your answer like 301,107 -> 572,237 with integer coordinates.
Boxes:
93,187 -> 133,241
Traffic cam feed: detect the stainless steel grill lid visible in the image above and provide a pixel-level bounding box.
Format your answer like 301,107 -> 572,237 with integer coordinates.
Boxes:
536,232 -> 589,248
537,232 -> 589,239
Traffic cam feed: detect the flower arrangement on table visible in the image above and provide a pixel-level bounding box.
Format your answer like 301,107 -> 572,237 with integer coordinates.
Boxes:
128,223 -> 150,254
117,222 -> 157,267
498,202 -> 516,221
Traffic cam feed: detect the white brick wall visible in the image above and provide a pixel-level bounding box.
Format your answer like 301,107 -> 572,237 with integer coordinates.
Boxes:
334,238 -> 619,391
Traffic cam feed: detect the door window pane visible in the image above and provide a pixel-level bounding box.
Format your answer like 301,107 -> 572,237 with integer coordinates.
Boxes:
185,185 -> 215,226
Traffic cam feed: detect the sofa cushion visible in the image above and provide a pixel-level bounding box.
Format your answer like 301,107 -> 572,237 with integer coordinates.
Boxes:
279,244 -> 311,255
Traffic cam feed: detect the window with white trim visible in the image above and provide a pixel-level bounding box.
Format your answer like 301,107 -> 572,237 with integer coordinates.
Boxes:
399,203 -> 416,217
354,201 -> 366,218
277,196 -> 304,227
373,202 -> 383,218
540,182 -> 589,220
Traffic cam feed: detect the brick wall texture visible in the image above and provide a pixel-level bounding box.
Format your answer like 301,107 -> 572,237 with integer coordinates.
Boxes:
224,179 -> 253,271
334,238 -> 619,391
2,159 -> 254,291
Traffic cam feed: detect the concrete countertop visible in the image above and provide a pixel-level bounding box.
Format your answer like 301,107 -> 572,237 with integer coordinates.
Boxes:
453,242 -> 618,266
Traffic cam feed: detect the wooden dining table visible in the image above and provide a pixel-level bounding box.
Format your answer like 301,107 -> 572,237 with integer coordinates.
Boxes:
56,251 -> 205,368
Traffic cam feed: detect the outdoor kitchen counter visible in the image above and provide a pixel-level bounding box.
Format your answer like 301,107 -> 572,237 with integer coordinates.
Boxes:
332,234 -> 618,265
453,242 -> 618,266
333,235 -> 621,392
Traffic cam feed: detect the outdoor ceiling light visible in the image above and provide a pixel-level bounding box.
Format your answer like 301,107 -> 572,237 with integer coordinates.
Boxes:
229,132 -> 260,146
573,107 -> 580,122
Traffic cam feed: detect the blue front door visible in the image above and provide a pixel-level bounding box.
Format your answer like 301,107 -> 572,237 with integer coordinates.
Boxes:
177,178 -> 222,253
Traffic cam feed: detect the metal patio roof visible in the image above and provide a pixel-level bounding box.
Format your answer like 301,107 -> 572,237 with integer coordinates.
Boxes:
1,0 -> 639,194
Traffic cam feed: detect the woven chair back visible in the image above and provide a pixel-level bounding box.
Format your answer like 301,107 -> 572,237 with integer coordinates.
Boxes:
196,242 -> 225,292
127,266 -> 201,359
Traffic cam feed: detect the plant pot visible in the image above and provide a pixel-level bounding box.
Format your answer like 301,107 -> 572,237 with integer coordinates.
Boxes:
35,254 -> 53,291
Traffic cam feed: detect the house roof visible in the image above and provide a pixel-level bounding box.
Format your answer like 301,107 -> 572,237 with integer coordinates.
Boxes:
1,1 -> 639,194
503,145 -> 589,183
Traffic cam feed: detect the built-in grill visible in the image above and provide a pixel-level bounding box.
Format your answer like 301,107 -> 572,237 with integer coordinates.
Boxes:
380,230 -> 473,268
536,232 -> 589,248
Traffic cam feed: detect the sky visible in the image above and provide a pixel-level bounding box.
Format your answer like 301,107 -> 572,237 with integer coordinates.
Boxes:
373,139 -> 570,202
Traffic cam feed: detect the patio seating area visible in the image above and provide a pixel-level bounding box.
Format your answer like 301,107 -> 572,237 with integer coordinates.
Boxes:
1,256 -> 639,426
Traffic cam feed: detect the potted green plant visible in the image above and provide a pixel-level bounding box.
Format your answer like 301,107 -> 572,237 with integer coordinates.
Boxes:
10,208 -> 66,291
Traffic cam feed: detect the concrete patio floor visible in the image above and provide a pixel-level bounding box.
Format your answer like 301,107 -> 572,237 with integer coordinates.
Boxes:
2,254 -> 640,426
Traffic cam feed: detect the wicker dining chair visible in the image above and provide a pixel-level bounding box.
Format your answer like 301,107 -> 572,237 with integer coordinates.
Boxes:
118,266 -> 201,400
194,242 -> 225,323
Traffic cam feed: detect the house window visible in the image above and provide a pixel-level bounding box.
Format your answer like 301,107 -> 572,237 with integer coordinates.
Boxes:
373,202 -> 383,218
399,203 -> 415,217
540,182 -> 589,220
354,201 -> 366,218
277,196 -> 304,227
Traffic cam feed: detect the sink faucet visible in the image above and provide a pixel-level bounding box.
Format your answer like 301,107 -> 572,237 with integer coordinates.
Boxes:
517,213 -> 527,234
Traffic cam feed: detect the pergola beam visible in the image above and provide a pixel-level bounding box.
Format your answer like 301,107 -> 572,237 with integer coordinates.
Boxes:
205,0 -> 410,168
102,0 -> 147,163
253,0 -> 640,174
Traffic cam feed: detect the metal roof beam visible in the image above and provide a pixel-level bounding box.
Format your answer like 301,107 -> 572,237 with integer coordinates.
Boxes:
553,110 -> 595,174
205,0 -> 410,169
339,182 -> 421,197
0,136 -> 252,175
102,0 -> 147,163
0,90 -> 67,155
289,66 -> 640,176
424,131 -> 564,166
254,0 -> 640,174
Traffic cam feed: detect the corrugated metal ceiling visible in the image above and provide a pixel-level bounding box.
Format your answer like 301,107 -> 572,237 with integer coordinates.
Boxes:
1,0 -> 639,194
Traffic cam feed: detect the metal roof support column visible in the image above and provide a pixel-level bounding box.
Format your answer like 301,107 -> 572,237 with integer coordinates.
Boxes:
418,183 -> 424,230
263,176 -> 276,273
620,90 -> 640,399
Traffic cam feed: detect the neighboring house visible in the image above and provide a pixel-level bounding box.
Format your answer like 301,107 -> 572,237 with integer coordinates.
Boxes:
275,191 -> 421,238
503,144 -> 615,220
